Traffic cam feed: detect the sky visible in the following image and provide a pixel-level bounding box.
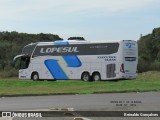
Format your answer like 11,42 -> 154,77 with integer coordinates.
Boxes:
0,0 -> 160,41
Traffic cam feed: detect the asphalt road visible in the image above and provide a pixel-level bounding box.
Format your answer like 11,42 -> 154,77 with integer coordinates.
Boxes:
0,92 -> 160,120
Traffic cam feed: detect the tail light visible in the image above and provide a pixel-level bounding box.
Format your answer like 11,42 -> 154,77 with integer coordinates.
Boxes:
120,63 -> 125,73
136,64 -> 138,73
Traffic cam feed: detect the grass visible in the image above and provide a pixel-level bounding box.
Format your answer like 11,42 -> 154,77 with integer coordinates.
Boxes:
0,71 -> 160,96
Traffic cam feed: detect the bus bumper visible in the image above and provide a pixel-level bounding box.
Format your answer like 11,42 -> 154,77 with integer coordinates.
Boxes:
121,73 -> 137,79
19,70 -> 30,79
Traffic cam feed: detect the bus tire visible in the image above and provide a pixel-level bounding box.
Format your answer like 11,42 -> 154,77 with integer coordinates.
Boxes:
32,72 -> 39,81
81,72 -> 91,82
92,72 -> 101,81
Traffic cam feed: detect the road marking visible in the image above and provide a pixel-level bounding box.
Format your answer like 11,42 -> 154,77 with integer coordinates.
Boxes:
50,107 -> 74,111
73,117 -> 92,120
50,107 -> 92,120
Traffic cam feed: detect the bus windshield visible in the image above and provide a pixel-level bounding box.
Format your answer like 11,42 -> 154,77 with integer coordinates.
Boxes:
22,43 -> 36,56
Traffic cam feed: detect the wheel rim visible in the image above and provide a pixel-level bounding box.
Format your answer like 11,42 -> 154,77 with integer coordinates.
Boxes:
94,75 -> 100,81
84,75 -> 89,81
33,74 -> 38,80
83,74 -> 90,81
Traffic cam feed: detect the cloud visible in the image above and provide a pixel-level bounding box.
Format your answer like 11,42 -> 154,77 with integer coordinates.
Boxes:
0,0 -> 159,41
0,0 -> 157,20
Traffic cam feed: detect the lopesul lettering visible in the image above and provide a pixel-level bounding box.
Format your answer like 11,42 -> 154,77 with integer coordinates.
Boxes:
40,47 -> 79,53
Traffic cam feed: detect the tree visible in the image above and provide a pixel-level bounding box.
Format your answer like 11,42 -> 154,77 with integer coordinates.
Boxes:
0,31 -> 62,73
138,27 -> 160,72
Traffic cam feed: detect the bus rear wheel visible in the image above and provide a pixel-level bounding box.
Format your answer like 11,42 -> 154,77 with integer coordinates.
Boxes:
81,72 -> 91,82
32,72 -> 39,81
92,72 -> 101,81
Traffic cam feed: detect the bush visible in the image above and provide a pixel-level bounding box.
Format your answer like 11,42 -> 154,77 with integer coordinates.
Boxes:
150,61 -> 160,71
138,57 -> 150,73
0,68 -> 18,78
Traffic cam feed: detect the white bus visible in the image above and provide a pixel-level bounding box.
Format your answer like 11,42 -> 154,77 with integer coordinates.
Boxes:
14,40 -> 138,81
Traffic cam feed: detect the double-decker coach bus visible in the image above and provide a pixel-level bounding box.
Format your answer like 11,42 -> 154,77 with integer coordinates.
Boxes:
13,39 -> 138,81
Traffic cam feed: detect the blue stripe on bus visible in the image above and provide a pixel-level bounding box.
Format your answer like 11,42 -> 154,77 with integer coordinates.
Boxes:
54,41 -> 81,66
45,59 -> 68,80
44,41 -> 81,80
54,41 -> 69,45
63,56 -> 81,67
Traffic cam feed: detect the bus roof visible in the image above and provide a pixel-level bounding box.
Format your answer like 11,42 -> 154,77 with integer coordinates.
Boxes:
36,40 -> 136,46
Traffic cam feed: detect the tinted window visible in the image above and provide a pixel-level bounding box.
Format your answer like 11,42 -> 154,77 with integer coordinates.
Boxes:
125,57 -> 136,61
22,44 -> 36,56
33,43 -> 119,57
20,57 -> 30,69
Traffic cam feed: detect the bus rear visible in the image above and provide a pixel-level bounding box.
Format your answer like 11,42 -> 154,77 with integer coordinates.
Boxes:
120,40 -> 138,79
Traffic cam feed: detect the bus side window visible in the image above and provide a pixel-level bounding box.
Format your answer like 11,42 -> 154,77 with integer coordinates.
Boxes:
125,57 -> 136,61
20,57 -> 30,69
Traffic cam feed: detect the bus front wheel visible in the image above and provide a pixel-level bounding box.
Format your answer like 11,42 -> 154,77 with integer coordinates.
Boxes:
81,72 -> 91,82
32,72 -> 39,81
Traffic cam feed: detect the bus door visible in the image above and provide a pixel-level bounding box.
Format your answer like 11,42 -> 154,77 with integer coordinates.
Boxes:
20,56 -> 30,69
19,56 -> 31,79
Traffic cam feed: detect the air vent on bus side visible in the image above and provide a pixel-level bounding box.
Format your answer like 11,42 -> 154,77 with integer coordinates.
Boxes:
106,64 -> 116,78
